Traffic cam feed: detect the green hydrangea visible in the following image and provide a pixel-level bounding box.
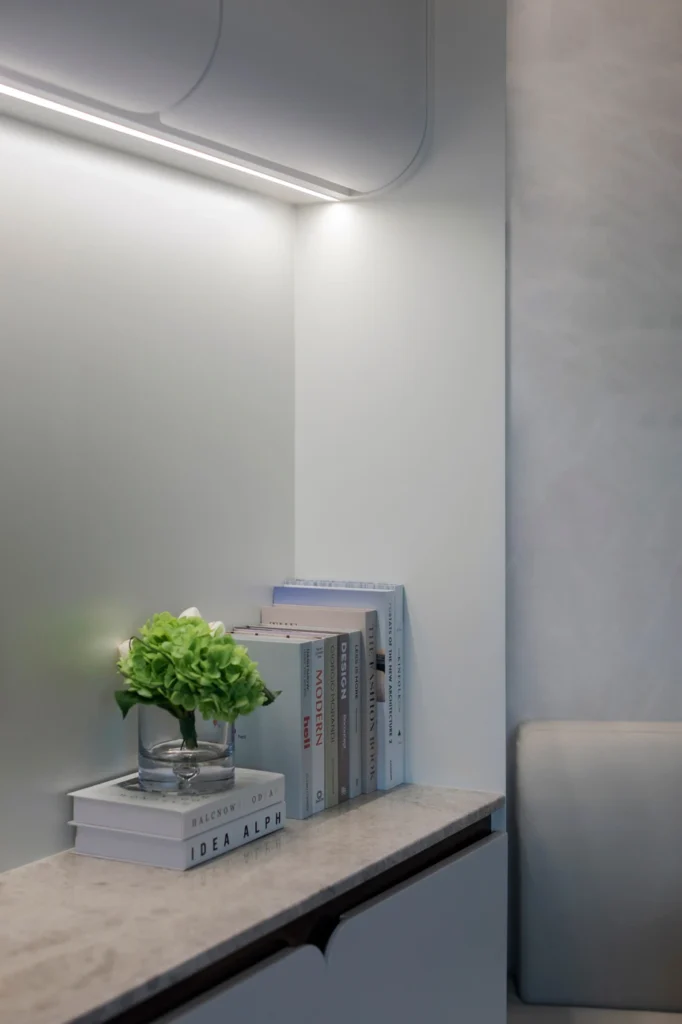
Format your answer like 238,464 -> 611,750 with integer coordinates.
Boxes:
115,612 -> 277,748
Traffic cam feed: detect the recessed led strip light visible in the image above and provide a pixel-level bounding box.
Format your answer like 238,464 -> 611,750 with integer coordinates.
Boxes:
0,82 -> 340,202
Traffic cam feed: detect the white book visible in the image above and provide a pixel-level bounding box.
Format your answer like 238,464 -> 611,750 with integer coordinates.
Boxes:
233,626 -> 326,815
70,769 -> 285,840
73,802 -> 286,870
262,605 -> 378,794
231,633 -> 314,819
273,581 -> 405,790
311,637 -> 326,813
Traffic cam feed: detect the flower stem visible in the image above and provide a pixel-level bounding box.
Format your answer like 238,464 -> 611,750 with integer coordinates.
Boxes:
178,711 -> 198,750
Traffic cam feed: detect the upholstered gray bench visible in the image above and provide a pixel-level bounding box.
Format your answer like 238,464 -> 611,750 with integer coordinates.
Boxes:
509,986 -> 682,1022
513,722 -> 682,1021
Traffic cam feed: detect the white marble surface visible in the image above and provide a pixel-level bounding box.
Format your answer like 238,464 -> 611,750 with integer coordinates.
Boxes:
0,785 -> 502,1024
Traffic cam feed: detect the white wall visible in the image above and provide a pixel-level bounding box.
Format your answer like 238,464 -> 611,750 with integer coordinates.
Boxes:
0,0 -> 506,872
0,117 -> 295,871
294,0 -> 506,792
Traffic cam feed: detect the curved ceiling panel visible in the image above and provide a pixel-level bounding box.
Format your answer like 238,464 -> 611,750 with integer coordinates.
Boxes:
162,0 -> 428,194
0,0 -> 220,114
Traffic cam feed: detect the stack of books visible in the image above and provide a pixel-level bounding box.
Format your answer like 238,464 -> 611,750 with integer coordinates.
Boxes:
70,769 -> 285,870
233,579 -> 404,820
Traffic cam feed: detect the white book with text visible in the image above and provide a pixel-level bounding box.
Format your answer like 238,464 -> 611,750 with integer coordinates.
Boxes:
231,633 -> 313,819
70,769 -> 284,840
74,802 -> 286,870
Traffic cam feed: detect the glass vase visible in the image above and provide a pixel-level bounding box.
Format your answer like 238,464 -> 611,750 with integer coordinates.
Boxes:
138,704 -> 235,794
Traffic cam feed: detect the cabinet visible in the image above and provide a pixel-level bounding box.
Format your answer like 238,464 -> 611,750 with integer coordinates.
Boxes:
326,833 -> 508,1024
161,946 -> 327,1024
161,834 -> 507,1024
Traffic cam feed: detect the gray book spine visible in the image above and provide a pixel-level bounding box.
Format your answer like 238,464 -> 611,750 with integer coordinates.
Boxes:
301,641 -> 313,817
325,636 -> 339,807
362,614 -> 378,793
349,631 -> 362,799
395,589 -> 404,758
337,633 -> 350,803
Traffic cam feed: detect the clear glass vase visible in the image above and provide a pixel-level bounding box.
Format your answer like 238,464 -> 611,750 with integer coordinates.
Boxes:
138,704 -> 235,794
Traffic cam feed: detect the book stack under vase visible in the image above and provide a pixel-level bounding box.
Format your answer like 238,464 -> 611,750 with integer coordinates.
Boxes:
232,579 -> 405,820
70,769 -> 285,870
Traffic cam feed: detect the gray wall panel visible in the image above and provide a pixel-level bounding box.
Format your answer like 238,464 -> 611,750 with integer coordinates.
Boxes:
508,0 -> 682,974
508,0 -> 682,755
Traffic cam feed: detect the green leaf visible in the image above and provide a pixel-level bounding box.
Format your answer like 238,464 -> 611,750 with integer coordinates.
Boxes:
115,689 -> 150,718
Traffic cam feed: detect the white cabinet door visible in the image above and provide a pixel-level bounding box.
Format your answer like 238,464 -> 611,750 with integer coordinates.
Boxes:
161,945 -> 326,1024
325,833 -> 508,1024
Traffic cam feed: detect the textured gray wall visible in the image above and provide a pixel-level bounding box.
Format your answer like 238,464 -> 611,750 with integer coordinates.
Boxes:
508,0 -> 682,737
507,0 -> 682,976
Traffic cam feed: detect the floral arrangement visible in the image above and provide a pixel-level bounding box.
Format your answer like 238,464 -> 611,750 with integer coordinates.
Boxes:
115,608 -> 277,749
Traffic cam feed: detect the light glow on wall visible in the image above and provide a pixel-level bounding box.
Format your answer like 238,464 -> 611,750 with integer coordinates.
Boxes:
0,83 -> 341,202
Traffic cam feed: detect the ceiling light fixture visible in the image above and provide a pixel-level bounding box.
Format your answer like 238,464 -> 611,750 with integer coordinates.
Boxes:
0,82 -> 340,202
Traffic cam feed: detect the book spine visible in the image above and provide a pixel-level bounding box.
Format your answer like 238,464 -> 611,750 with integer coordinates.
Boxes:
349,631 -> 362,799
394,587 -> 405,786
337,633 -> 350,803
301,642 -> 313,818
72,777 -> 286,840
271,584 -> 399,790
362,614 -> 378,793
325,637 -> 339,808
182,777 -> 286,839
311,639 -> 326,814
282,580 -> 396,592
74,803 -> 286,869
186,803 -> 286,869
377,591 -> 396,790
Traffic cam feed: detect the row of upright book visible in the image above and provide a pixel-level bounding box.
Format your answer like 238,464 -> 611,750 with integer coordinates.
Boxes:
234,579 -> 405,819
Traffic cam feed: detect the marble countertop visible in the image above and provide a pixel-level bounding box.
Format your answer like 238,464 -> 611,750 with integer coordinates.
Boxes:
0,785 -> 503,1024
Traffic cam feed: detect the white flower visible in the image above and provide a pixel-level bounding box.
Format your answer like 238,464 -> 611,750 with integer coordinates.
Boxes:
209,621 -> 226,637
116,639 -> 132,660
179,607 -> 202,620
